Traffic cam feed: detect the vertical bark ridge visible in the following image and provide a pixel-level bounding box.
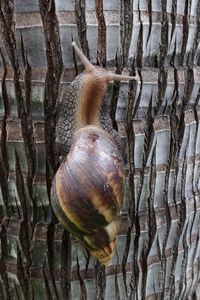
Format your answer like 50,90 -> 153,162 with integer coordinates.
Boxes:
120,0 -> 133,67
122,70 -> 137,294
181,0 -> 189,66
132,75 -> 142,118
43,261 -> 54,300
114,264 -> 120,300
169,67 -> 179,167
128,14 -> 144,297
110,0 -> 133,130
0,1 -> 14,30
172,139 -> 188,295
155,0 -> 168,115
61,230 -> 71,299
0,2 -> 23,117
20,35 -> 31,114
77,256 -> 87,300
14,283 -> 21,300
131,98 -> 155,299
141,151 -> 157,300
0,49 -> 11,217
177,216 -> 188,298
143,98 -> 155,170
159,191 -> 171,297
95,0 -> 106,67
192,1 -> 200,65
136,12 -> 143,70
20,35 -> 37,225
0,50 -> 9,169
177,68 -> 194,152
159,125 -> 174,296
187,224 -> 200,296
170,38 -> 177,69
0,222 -> 10,299
166,127 -> 180,295
133,13 -> 143,116
95,261 -> 106,300
75,0 -> 90,60
38,0 -> 63,173
17,246 -> 32,299
187,1 -> 200,67
129,214 -> 140,298
175,138 -> 188,298
45,155 -> 61,297
194,94 -> 200,193
187,110 -> 199,254
47,221 -> 59,299
168,169 -> 185,296
0,281 -> 6,300
121,227 -> 132,294
46,157 -> 52,201
170,0 -> 177,45
146,0 -> 152,46
15,151 -> 32,270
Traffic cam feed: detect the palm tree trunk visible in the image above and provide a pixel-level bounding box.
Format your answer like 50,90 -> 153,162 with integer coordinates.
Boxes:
0,0 -> 200,299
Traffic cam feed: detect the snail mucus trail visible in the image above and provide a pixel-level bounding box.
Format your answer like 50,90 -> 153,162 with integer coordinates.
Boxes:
51,42 -> 137,265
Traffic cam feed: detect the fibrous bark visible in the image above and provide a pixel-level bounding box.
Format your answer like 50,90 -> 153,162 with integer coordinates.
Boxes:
0,0 -> 200,299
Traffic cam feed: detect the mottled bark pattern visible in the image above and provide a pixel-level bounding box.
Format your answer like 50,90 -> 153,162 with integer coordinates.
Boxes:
0,0 -> 200,299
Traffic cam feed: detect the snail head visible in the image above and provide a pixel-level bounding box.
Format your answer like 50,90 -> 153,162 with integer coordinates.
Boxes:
72,42 -> 137,128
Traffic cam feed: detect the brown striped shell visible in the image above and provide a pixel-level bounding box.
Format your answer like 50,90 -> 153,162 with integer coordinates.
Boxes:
51,42 -> 136,265
51,125 -> 125,265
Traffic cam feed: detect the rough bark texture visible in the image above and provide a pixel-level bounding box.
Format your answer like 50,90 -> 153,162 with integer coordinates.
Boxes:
0,0 -> 200,299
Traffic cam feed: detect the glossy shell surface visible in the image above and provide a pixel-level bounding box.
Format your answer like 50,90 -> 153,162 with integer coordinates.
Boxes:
51,125 -> 125,264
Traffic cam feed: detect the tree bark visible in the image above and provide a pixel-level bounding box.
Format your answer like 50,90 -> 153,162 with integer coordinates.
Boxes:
0,0 -> 200,299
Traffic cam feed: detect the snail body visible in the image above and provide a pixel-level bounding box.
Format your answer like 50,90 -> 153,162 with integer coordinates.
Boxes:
51,42 -> 136,265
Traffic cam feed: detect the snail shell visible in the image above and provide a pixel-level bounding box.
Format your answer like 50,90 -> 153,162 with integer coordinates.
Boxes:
51,42 -> 136,265
51,126 -> 125,265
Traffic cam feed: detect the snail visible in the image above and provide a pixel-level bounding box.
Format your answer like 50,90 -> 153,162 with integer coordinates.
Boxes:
51,42 -> 137,265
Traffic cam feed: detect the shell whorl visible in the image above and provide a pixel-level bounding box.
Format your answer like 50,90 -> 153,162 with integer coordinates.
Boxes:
52,43 -> 136,265
51,126 -> 125,265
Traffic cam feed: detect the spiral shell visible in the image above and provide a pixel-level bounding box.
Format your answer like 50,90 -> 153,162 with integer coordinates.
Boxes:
51,125 -> 125,265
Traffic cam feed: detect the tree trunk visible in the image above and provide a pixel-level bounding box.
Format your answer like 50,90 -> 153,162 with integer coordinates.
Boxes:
0,0 -> 200,299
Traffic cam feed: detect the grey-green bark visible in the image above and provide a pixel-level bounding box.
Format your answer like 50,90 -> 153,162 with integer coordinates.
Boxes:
0,0 -> 200,299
